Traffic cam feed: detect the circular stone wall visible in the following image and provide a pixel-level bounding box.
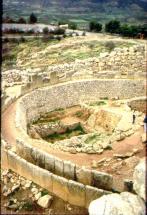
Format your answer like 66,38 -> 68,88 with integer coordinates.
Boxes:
16,79 -> 145,132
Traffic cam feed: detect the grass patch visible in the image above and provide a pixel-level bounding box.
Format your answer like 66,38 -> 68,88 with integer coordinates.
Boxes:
41,189 -> 49,196
85,133 -> 101,144
74,111 -> 84,118
23,201 -> 33,211
90,101 -> 107,106
45,124 -> 86,143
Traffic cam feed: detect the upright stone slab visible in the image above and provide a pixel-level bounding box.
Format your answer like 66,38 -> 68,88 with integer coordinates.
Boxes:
50,71 -> 59,84
85,185 -> 104,208
52,175 -> 68,202
76,167 -> 93,185
92,170 -> 113,190
67,180 -> 86,207
44,154 -> 55,173
55,158 -> 64,176
63,161 -> 76,180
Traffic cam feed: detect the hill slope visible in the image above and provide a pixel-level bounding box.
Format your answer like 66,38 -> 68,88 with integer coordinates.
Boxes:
3,0 -> 147,27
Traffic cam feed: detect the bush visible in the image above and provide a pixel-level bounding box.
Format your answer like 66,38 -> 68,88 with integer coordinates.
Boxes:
69,22 -> 77,30
43,27 -> 49,35
89,21 -> 102,32
54,28 -> 65,35
105,20 -> 120,34
17,17 -> 26,24
105,41 -> 115,51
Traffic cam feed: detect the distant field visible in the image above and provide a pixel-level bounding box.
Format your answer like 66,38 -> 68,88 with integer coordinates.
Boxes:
3,1 -> 147,29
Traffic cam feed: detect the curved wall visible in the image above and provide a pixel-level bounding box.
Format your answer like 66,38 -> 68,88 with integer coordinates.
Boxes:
16,79 -> 145,131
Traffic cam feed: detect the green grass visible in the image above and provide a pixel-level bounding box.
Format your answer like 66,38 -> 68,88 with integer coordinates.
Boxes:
45,124 -> 86,143
85,133 -> 101,144
2,38 -> 135,71
90,101 -> 107,106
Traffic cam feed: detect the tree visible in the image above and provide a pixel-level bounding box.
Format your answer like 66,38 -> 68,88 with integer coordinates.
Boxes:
89,21 -> 102,32
29,13 -> 37,24
17,17 -> 26,24
43,27 -> 49,35
105,20 -> 120,34
69,22 -> 77,30
119,24 -> 138,37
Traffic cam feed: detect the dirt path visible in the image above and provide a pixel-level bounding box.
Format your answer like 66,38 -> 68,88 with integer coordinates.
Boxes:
2,99 -> 145,191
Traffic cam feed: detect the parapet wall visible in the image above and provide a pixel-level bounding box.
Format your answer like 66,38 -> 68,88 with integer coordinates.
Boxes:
15,139 -> 113,191
16,79 -> 145,131
1,141 -> 111,208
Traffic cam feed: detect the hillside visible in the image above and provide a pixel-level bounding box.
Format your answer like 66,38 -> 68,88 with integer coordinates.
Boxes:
3,0 -> 147,27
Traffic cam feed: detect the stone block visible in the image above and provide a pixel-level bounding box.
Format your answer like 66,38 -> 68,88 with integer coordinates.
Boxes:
33,167 -> 53,192
76,167 -> 93,185
31,148 -> 45,168
85,185 -> 104,208
92,170 -> 113,190
63,161 -> 76,180
16,139 -> 35,164
35,150 -> 45,169
44,154 -> 55,173
52,175 -> 68,202
67,180 -> 86,207
55,158 -> 64,176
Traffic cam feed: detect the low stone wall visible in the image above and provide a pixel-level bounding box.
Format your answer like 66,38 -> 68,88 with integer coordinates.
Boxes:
2,44 -> 146,85
1,141 -> 111,208
16,79 -> 145,131
127,97 -> 147,113
15,139 -> 113,191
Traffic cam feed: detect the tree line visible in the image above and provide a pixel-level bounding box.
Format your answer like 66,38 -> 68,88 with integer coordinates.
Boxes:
3,13 -> 37,24
89,20 -> 147,38
3,14 -> 147,38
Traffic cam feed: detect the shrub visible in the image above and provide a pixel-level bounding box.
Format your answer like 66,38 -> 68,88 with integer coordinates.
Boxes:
43,27 -> 49,35
89,21 -> 102,32
17,17 -> 26,24
54,28 -> 65,35
69,22 -> 77,30
105,20 -> 120,34
105,41 -> 115,52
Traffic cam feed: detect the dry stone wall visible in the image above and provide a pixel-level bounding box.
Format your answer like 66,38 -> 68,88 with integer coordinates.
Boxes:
2,44 -> 146,86
16,79 -> 145,131
127,97 -> 147,113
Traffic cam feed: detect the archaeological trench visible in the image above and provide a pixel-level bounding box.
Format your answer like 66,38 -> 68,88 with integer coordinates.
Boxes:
1,40 -> 146,214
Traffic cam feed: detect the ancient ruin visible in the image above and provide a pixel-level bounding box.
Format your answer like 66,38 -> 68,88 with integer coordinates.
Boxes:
1,34 -> 146,214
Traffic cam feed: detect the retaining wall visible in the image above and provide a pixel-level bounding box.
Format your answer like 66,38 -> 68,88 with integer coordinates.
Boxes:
16,79 -> 145,131
1,141 -> 111,208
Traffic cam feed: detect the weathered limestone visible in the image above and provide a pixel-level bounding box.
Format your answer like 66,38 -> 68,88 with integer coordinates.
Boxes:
44,154 -> 55,173
89,192 -> 145,215
93,170 -> 113,190
52,175 -> 68,202
76,167 -> 93,185
54,158 -> 64,177
63,161 -> 76,180
133,158 -> 145,200
17,79 -> 145,132
68,180 -> 86,207
85,186 -> 104,208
